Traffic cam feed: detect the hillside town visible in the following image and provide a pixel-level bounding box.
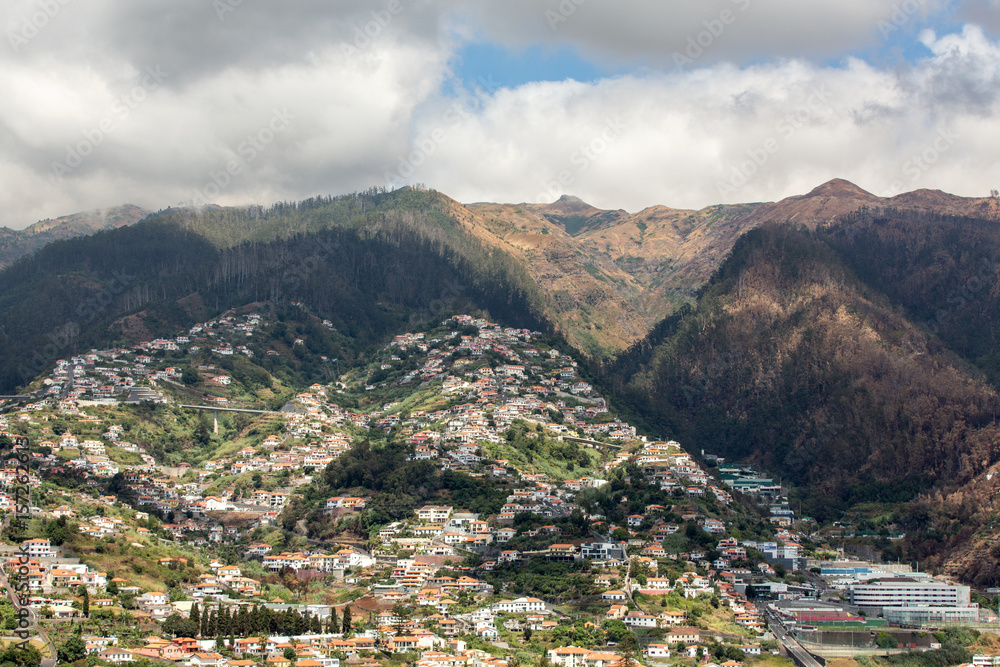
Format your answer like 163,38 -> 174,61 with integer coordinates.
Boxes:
0,314 -> 994,667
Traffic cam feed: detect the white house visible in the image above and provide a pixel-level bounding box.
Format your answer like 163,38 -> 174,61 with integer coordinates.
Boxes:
22,538 -> 56,558
646,645 -> 671,659
491,597 -> 546,614
624,612 -> 657,628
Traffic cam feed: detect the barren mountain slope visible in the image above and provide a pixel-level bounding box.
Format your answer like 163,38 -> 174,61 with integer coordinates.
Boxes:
451,196 -> 760,356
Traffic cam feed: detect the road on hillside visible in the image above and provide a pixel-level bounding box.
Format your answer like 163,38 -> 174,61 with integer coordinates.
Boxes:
765,608 -> 822,667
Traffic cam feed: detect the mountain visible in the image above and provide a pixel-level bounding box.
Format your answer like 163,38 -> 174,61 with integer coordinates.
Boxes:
0,204 -> 150,268
606,215 -> 1000,580
819,206 -> 1000,385
0,189 -> 550,394
459,181 -> 999,357
609,223 -> 1000,516
1,181 -> 996,393
460,196 -> 762,356
4,181 -> 993,372
741,178 -> 1000,228
4,180 -> 1000,583
531,194 -> 630,235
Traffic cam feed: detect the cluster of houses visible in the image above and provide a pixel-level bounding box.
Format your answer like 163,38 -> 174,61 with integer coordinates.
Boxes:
22,312 -> 269,408
0,313 -> 822,667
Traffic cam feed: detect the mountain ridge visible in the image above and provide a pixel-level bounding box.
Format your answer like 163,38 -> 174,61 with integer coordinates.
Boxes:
0,204 -> 150,268
4,181 -> 1000,583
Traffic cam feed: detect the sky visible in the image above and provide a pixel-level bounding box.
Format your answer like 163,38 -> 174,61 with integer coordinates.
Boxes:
2,0 -> 1000,227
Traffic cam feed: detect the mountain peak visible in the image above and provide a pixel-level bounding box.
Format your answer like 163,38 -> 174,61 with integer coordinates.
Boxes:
804,178 -> 878,200
532,194 -> 606,220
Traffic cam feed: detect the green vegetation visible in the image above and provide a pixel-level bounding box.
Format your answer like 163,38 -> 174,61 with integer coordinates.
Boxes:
284,438 -> 511,541
0,188 -> 552,394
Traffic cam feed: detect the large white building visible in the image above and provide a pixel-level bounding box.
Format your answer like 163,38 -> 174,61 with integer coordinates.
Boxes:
847,580 -> 971,608
22,538 -> 56,558
882,604 -> 980,625
623,611 -> 658,628
491,597 -> 546,614
416,505 -> 453,523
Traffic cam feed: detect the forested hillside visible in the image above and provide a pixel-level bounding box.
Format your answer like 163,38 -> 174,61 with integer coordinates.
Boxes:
0,189 -> 550,393
0,204 -> 149,268
819,207 -> 1000,385
608,223 -> 1000,523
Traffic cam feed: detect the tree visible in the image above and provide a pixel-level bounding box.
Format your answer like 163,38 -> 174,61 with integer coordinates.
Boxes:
524,627 -> 532,642
190,602 -> 201,634
283,647 -> 297,664
0,643 -> 42,667
45,517 -> 69,546
182,367 -> 200,385
57,635 -> 87,664
616,632 -> 641,667
79,585 -> 90,618
341,606 -> 352,634
194,413 -> 212,446
391,603 -> 411,636
162,614 -> 200,638
328,607 -> 339,633
603,619 -> 629,643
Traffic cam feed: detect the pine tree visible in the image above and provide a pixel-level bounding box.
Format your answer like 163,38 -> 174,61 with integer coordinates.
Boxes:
190,602 -> 201,635
218,607 -> 229,637
328,607 -> 339,634
341,606 -> 351,634
79,585 -> 90,618
237,605 -> 249,637
251,604 -> 263,634
616,633 -> 640,667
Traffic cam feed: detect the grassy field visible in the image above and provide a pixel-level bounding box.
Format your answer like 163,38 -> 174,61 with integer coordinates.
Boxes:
0,638 -> 47,651
817,621 -> 885,630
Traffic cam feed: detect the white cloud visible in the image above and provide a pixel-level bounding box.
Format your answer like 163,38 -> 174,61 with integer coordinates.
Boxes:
0,1 -> 997,226
456,0 -> 949,68
396,26 -> 1000,210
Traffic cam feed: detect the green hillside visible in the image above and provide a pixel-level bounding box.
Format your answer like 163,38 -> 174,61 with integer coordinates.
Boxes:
0,189 -> 550,393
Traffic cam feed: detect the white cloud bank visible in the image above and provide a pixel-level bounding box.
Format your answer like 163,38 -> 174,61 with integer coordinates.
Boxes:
0,0 -> 997,225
